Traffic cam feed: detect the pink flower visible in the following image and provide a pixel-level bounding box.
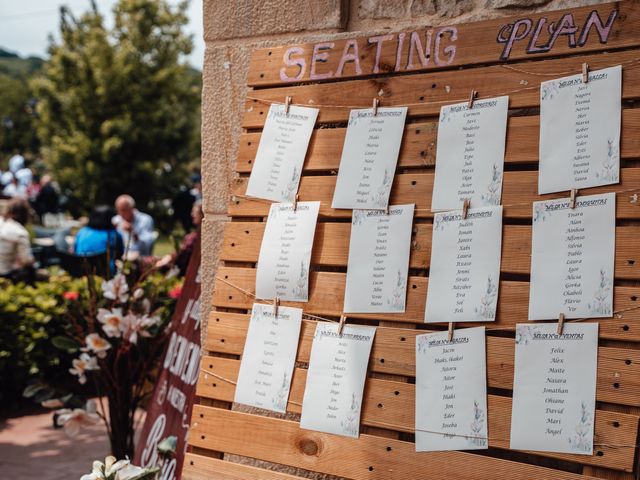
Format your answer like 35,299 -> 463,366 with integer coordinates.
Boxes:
168,285 -> 182,299
63,291 -> 79,301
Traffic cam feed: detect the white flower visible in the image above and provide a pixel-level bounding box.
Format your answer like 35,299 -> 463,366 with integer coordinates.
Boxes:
97,308 -> 125,338
102,274 -> 129,303
85,333 -> 112,358
115,464 -> 148,480
80,456 -> 152,480
122,313 -> 161,345
133,288 -> 144,300
41,398 -> 64,408
56,406 -> 100,437
69,353 -> 99,384
166,265 -> 180,279
80,456 -> 130,480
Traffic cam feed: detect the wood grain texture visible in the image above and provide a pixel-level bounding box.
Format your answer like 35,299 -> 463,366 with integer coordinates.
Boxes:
213,267 -> 640,342
229,168 -> 640,219
247,2 -> 634,86
244,49 -> 640,128
220,222 -> 640,280
183,454 -> 304,480
203,313 -> 640,407
189,406 -> 604,480
196,355 -> 639,471
237,108 -> 640,172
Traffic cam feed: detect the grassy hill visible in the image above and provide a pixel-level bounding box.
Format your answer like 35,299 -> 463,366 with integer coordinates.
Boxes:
0,48 -> 44,78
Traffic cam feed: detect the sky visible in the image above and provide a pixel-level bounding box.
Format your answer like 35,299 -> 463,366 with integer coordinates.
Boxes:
0,0 -> 204,69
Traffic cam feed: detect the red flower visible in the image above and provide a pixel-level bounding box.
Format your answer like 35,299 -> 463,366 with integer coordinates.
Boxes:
168,286 -> 182,299
63,291 -> 79,301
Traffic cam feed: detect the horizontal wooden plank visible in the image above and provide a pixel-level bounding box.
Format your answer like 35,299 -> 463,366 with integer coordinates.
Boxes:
213,267 -> 640,342
244,49 -> 640,128
229,168 -> 640,219
204,313 -> 640,406
221,222 -> 640,281
248,2 -> 633,87
190,406 -> 603,480
237,108 -> 640,172
197,356 -> 639,471
183,454 -> 303,480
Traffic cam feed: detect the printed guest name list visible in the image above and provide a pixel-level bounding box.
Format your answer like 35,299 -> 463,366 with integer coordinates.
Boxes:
256,201 -> 320,302
539,65 -> 621,194
234,303 -> 302,413
425,206 -> 503,323
300,323 -> 376,438
332,107 -> 407,210
529,192 -> 615,320
246,104 -> 319,202
432,96 -> 508,211
344,205 -> 414,313
510,323 -> 598,455
416,326 -> 488,452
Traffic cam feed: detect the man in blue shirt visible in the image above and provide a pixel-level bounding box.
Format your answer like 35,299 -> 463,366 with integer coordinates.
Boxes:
113,195 -> 156,256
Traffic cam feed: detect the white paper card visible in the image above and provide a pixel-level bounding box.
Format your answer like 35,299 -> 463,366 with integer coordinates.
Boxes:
234,303 -> 303,413
332,107 -> 407,210
539,65 -> 621,194
300,323 -> 376,438
344,205 -> 414,313
246,104 -> 319,202
425,206 -> 503,323
416,326 -> 488,452
432,96 -> 509,211
510,323 -> 598,455
529,192 -> 615,320
256,201 -> 320,302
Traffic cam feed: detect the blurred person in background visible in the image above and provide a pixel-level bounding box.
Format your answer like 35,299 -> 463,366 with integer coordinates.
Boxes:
113,194 -> 155,256
75,205 -> 124,268
33,174 -> 60,218
3,176 -> 26,198
0,198 -> 35,282
156,199 -> 202,276
172,172 -> 201,232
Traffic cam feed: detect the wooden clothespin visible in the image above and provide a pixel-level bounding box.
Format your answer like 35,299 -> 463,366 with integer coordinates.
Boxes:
338,315 -> 347,336
285,96 -> 292,115
557,313 -> 566,336
462,198 -> 471,219
372,98 -> 380,116
292,194 -> 299,212
468,90 -> 478,109
582,63 -> 589,84
448,322 -> 455,342
273,297 -> 280,318
569,189 -> 578,209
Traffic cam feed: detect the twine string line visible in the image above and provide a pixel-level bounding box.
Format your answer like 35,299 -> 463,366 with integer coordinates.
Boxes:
232,187 -> 640,214
215,275 -> 640,333
244,58 -> 640,112
199,368 -> 636,449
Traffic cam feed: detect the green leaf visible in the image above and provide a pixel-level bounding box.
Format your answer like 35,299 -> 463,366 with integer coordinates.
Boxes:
51,336 -> 80,352
23,383 -> 44,398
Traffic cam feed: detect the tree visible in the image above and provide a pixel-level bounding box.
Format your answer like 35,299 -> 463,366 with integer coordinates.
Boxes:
31,0 -> 200,218
0,73 -> 39,157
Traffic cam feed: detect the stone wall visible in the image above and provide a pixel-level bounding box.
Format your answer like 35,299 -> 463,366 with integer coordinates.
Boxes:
199,0 -> 610,333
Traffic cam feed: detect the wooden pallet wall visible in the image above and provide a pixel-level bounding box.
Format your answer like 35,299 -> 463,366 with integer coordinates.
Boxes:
185,2 -> 640,478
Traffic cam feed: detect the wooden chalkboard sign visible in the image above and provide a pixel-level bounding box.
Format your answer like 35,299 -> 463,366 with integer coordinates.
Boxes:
185,2 -> 640,479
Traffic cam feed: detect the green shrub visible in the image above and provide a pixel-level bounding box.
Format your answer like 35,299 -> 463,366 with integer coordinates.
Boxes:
0,271 -> 87,413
